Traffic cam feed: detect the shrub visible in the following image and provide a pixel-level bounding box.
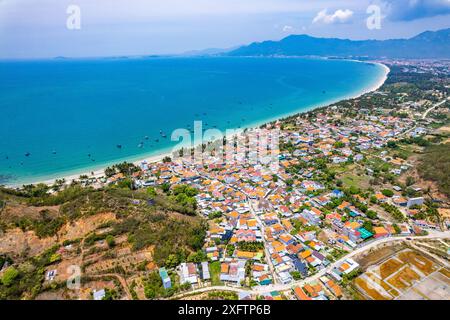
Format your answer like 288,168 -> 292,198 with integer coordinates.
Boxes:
1,267 -> 19,286
106,235 -> 116,248
381,189 -> 394,197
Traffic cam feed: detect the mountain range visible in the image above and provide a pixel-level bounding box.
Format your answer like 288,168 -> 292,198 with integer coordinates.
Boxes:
227,28 -> 450,59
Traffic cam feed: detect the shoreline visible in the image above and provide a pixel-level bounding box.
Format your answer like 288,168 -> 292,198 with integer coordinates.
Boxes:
5,61 -> 390,188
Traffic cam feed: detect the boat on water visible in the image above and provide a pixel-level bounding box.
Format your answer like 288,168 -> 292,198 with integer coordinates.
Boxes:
116,144 -> 122,149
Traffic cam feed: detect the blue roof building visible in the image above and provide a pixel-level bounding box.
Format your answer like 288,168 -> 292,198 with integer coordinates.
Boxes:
331,189 -> 344,198
357,227 -> 373,240
291,257 -> 308,277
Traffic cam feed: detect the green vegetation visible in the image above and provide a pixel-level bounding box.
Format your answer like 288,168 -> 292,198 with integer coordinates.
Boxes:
341,175 -> 366,190
366,210 -> 378,220
123,218 -> 207,266
381,189 -> 394,197
207,290 -> 238,300
101,288 -> 119,300
236,241 -> 264,252
209,261 -> 222,286
326,248 -> 348,262
166,184 -> 199,215
0,245 -> 61,299
105,235 -> 116,248
0,182 -> 208,299
381,203 -> 405,222
362,220 -> 374,234
27,184 -> 92,206
147,187 -> 157,197
341,268 -> 362,285
84,232 -> 108,247
116,178 -> 133,190
400,136 -> 431,147
13,210 -> 65,238
104,162 -> 140,178
290,271 -> 302,280
208,211 -> 222,219
187,250 -> 207,263
333,141 -> 345,148
387,141 -> 398,149
226,244 -> 235,256
0,267 -> 19,286
0,255 -> 12,269
143,271 -> 177,299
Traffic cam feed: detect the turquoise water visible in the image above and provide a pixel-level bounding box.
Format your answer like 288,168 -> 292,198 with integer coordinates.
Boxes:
0,57 -> 385,185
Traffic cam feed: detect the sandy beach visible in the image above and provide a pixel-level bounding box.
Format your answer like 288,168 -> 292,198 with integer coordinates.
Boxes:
9,61 -> 390,188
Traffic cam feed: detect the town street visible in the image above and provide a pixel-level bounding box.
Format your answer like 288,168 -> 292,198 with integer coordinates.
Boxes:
172,231 -> 450,298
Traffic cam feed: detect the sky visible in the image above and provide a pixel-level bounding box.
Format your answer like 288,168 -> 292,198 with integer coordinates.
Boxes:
0,0 -> 449,58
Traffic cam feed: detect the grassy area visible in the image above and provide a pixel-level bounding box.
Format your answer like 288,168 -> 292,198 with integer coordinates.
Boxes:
209,261 -> 222,286
330,163 -> 355,175
419,143 -> 450,198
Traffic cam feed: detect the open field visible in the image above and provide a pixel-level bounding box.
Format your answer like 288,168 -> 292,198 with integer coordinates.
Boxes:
353,248 -> 450,300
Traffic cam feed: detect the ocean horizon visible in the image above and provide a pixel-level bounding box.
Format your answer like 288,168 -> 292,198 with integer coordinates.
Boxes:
0,56 -> 387,186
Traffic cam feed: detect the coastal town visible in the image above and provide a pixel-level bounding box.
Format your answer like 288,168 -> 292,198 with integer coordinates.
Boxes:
0,59 -> 449,301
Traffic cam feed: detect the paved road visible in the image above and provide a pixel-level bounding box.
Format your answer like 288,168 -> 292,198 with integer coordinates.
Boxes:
422,98 -> 448,120
248,199 -> 279,284
401,98 -> 449,137
252,231 -> 450,294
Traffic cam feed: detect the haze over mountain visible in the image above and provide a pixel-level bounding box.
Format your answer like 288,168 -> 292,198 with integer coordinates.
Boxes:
181,46 -> 240,57
227,28 -> 450,59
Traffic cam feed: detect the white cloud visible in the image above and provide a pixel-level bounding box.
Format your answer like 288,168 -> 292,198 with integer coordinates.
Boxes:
282,25 -> 294,32
312,8 -> 354,24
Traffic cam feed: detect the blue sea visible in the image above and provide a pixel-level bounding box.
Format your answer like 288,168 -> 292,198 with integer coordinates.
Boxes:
0,57 -> 386,185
